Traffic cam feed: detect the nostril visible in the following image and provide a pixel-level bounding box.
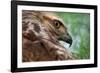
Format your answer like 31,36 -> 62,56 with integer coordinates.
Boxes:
67,33 -> 70,36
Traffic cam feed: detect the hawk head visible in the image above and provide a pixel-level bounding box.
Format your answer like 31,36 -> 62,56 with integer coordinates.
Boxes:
22,11 -> 72,47
42,12 -> 72,46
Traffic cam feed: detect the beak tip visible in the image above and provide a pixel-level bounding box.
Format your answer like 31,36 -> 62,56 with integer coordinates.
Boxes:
69,39 -> 72,47
66,37 -> 72,47
58,34 -> 73,47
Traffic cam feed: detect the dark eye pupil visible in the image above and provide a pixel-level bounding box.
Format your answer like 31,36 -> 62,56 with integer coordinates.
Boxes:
56,22 -> 58,26
55,22 -> 60,28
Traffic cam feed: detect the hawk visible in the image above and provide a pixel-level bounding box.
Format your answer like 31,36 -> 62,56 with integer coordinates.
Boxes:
22,10 -> 73,62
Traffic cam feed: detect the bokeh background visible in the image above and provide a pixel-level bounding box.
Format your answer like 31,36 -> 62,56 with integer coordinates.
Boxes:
56,12 -> 90,59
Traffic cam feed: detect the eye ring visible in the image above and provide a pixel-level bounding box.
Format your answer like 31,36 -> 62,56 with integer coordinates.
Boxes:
53,20 -> 62,28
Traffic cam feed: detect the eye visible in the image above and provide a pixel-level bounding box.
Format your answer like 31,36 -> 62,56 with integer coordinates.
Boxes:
53,20 -> 62,29
55,21 -> 60,28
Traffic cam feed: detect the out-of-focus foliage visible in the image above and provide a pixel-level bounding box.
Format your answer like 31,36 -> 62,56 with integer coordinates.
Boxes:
56,12 -> 90,59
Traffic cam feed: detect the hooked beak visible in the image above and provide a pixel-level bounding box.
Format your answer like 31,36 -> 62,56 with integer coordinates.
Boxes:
58,33 -> 72,47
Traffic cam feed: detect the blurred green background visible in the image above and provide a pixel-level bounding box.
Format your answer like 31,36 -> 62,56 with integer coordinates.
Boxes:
56,12 -> 90,59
